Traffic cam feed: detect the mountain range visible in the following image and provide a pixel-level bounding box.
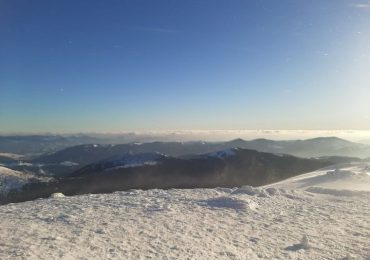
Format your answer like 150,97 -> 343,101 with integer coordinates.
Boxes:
31,137 -> 370,169
1,136 -> 369,204
1,135 -> 370,160
1,148 -> 358,204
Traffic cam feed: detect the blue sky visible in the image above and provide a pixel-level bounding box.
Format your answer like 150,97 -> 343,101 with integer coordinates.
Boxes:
0,0 -> 369,133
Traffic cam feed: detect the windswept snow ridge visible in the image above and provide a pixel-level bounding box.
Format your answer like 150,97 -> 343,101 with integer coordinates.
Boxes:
0,163 -> 369,259
269,162 -> 370,192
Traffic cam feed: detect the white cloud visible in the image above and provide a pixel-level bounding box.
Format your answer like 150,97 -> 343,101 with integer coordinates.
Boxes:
110,129 -> 370,142
353,3 -> 370,9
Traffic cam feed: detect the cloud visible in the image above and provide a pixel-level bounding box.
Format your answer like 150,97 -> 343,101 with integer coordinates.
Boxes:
353,3 -> 370,9
99,130 -> 370,142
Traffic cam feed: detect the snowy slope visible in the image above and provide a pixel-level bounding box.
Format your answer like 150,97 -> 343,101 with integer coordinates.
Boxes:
0,163 -> 369,259
0,166 -> 34,195
268,162 -> 370,193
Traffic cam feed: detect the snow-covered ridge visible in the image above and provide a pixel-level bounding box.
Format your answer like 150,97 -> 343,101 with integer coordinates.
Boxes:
0,153 -> 24,160
0,166 -> 35,195
268,162 -> 370,193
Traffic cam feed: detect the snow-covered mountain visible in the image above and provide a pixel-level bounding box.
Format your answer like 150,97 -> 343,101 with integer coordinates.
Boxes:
1,149 -> 359,205
0,162 -> 369,259
75,152 -> 168,174
31,137 -> 370,169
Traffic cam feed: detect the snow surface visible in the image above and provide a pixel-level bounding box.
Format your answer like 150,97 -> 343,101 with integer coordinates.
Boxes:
0,163 -> 369,259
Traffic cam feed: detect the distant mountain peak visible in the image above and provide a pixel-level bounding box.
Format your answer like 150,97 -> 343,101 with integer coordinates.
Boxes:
310,136 -> 346,141
251,138 -> 273,142
227,138 -> 246,145
230,138 -> 245,142
306,136 -> 354,144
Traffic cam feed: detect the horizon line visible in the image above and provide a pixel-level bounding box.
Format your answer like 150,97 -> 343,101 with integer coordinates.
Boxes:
1,129 -> 370,135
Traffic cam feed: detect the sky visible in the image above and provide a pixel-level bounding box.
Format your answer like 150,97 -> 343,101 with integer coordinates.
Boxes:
0,0 -> 370,133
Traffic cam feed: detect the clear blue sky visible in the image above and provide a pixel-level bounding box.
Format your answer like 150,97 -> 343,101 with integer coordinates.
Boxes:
1,0 -> 369,133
